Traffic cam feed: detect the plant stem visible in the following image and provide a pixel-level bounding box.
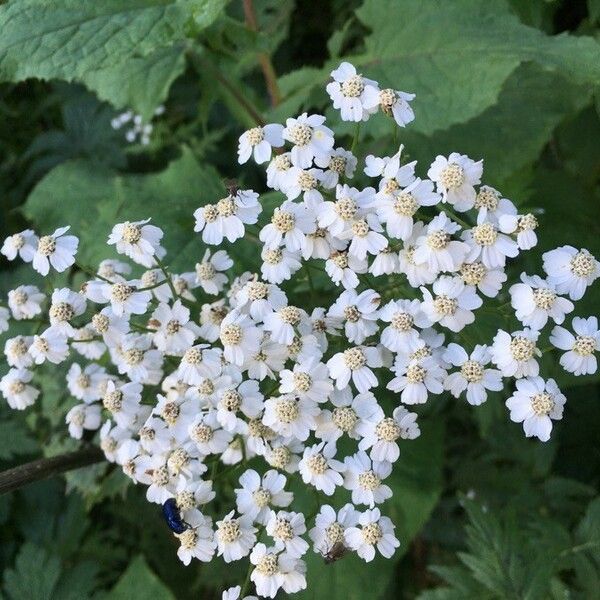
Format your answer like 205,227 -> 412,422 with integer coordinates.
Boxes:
75,261 -> 112,283
242,0 -> 282,107
0,446 -> 104,495
351,122 -> 361,153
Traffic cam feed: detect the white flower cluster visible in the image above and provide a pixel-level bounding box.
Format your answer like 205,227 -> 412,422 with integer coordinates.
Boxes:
111,105 -> 165,145
1,62 -> 599,598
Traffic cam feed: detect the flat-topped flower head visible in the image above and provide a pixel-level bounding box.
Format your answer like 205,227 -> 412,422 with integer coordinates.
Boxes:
326,62 -> 380,122
343,451 -> 392,507
550,316 -> 600,376
427,153 -> 483,212
345,508 -> 400,562
235,469 -> 293,525
282,113 -> 334,168
108,219 -> 165,268
327,288 -> 381,344
491,328 -> 541,379
542,246 -> 600,301
314,147 -> 357,188
32,226 -> 78,276
238,123 -> 284,164
195,249 -> 233,296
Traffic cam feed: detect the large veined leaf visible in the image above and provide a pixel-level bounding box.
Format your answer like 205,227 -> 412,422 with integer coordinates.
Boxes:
273,0 -> 600,134
22,147 -> 225,271
108,555 -> 175,600
0,0 -> 226,118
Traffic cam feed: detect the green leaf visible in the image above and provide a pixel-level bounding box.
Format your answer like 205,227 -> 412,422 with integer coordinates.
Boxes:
108,555 -> 175,600
0,419 -> 38,461
0,0 -> 226,118
3,543 -> 61,600
23,147 -> 224,271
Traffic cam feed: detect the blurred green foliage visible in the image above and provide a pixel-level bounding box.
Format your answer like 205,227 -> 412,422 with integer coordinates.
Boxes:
0,0 -> 599,598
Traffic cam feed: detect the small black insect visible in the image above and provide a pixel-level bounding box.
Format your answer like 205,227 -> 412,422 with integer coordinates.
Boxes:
224,178 -> 239,197
162,498 -> 189,534
322,541 -> 348,564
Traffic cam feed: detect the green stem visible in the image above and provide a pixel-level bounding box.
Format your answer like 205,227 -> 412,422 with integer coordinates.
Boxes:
75,261 -> 112,283
351,122 -> 361,154
153,255 -> 179,300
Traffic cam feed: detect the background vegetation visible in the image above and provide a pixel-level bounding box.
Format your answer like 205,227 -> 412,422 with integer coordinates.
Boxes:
0,0 -> 599,598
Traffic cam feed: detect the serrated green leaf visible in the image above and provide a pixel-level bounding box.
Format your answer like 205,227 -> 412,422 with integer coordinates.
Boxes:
0,419 -> 38,460
3,543 -> 61,600
108,555 -> 175,600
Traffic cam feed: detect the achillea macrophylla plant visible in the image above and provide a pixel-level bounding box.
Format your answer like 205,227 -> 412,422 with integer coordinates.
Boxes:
1,61 -> 599,599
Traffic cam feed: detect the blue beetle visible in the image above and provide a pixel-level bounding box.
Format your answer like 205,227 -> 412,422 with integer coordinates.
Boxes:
162,498 -> 189,534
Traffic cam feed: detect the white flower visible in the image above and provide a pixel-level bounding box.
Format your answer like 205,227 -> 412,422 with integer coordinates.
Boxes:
66,403 -> 102,439
29,329 -> 69,365
215,511 -> 257,562
222,585 -> 257,600
509,274 -> 574,330
266,152 -> 294,191
195,249 -> 233,295
214,376 -> 263,433
86,279 -> 151,318
505,377 -> 565,442
66,362 -> 107,403
341,215 -> 388,261
282,166 -> 325,203
325,250 -> 368,289
318,184 -> 373,236
459,261 -> 507,298
107,219 -> 165,268
238,124 -> 284,164
357,405 -> 420,462
97,259 -> 132,281
115,334 -> 163,384
48,288 -> 87,337
151,300 -> 199,354
1,229 -> 38,262
102,380 -> 143,429
462,214 -> 519,269
194,190 -> 262,245
443,343 -> 502,405
371,87 -> 415,126
90,307 -> 129,346
260,247 -> 302,284
0,307 -> 9,334
550,316 -> 599,376
4,335 -> 33,369
234,279 -> 287,322
326,62 -> 380,122
327,288 -> 380,344
298,442 -> 343,496
245,338 -> 287,381
542,246 -> 599,301
32,226 -> 79,276
387,356 -> 445,405
314,147 -> 357,188
473,185 -> 517,220
249,543 -> 307,598
375,177 -> 440,241
259,201 -> 316,252
279,357 -> 333,403
370,246 -> 399,276
309,503 -> 359,555
498,212 -> 539,250
235,469 -> 293,525
421,275 -> 482,332
379,299 -> 432,353
345,508 -> 400,562
177,345 -> 222,385
263,305 -> 307,346
262,395 -> 319,441
220,310 -> 262,366
266,510 -> 309,557
491,328 -> 541,378
0,368 -> 39,410
71,326 -> 106,360
343,451 -> 392,507
427,153 -> 483,212
327,345 -> 383,393
282,113 -> 334,168
188,411 -> 233,455
175,511 -> 216,565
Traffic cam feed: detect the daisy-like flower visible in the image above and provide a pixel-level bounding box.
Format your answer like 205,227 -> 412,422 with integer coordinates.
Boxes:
279,357 -> 333,403
491,328 -> 541,378
260,247 -> 302,284
341,216 -> 388,261
343,451 -> 392,507
115,334 -> 163,385
462,213 -> 519,269
66,362 -> 107,403
413,212 -> 469,274
318,184 -> 374,237
282,113 -> 334,168
263,305 -> 306,346
345,508 -> 400,562
235,469 -> 293,525
298,442 -> 343,496
214,377 -> 263,433
1,229 -> 38,262
262,395 -> 319,441
102,380 -> 143,429
459,261 -> 507,298
327,288 -> 380,344
427,153 -> 483,212
5,336 -> 33,369
421,275 -> 482,332
505,377 -> 566,442
387,356 -> 445,405
282,166 -> 326,203
188,411 -> 234,455
150,300 -> 200,354
550,316 -> 600,376
325,250 -> 368,290
195,249 -> 232,295
0,368 -> 39,410
357,405 -> 420,462
175,511 -> 216,565
66,403 -> 102,439
326,62 -> 380,122
237,123 -> 284,164
48,288 -> 87,337
443,343 -> 502,406
194,189 -> 262,245
246,338 -> 287,381
32,226 -> 78,276
372,87 -> 416,127
97,259 -> 132,281
379,299 -> 431,353
107,219 -> 165,268
259,201 -> 316,252
266,152 -> 294,191
177,345 -> 222,385
29,329 -> 69,365
222,586 -> 257,600
309,503 -> 359,555
375,178 -> 440,241
542,246 -> 600,301
327,345 -> 383,393
220,310 -> 262,366
86,279 -> 151,318
249,543 -> 307,598
71,326 -> 106,360
509,274 -> 574,330
90,307 -> 129,346
233,279 -> 287,322
266,510 -> 309,558
473,185 -> 517,220
314,147 -> 357,188
370,246 -> 400,276
215,511 -> 257,562
498,212 -> 539,250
